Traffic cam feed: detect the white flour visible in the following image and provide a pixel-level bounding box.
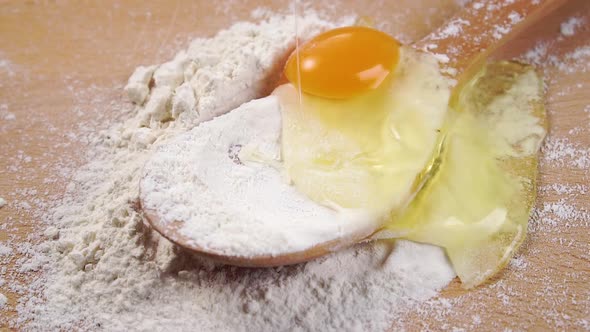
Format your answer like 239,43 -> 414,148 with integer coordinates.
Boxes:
14,11 -> 456,331
140,96 -> 382,258
5,5 -> 588,332
560,17 -> 585,37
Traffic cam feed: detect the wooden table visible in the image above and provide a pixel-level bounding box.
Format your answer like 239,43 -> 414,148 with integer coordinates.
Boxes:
0,0 -> 588,330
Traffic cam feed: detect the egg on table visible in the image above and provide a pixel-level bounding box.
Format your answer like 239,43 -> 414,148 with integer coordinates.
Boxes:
139,26 -> 546,288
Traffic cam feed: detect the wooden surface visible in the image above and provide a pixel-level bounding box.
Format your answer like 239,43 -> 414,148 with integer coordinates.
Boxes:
0,0 -> 588,330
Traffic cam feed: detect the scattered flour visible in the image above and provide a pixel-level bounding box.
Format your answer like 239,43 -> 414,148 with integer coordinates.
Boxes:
430,18 -> 470,40
0,243 -> 12,256
541,137 -> 590,169
0,53 -> 15,78
3,4 -> 588,332
0,103 -> 16,122
12,10 -> 457,332
560,17 -> 585,37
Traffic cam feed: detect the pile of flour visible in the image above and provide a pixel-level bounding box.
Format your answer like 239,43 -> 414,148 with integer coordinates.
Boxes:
15,10 -> 456,331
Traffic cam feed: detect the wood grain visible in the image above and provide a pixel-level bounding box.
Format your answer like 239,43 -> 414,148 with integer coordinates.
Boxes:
0,0 -> 588,330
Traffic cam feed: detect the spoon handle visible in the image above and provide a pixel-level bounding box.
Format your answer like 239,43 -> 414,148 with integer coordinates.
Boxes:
414,0 -> 568,84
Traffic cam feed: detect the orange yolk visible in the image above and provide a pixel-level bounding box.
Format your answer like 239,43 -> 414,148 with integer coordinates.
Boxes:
284,26 -> 401,99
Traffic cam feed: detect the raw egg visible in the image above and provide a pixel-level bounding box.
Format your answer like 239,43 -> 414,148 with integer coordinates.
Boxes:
275,45 -> 450,213
276,26 -> 546,288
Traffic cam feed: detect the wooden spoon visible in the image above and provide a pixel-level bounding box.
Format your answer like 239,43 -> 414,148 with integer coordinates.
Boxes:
140,0 -> 567,267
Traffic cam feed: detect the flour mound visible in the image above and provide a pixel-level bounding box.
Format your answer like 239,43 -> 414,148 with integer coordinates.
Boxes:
16,11 -> 455,331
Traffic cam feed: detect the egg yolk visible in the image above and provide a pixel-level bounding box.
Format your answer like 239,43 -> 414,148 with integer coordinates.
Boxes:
284,26 -> 401,99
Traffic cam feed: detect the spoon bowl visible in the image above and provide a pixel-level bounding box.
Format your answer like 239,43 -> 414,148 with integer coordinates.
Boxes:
140,0 -> 566,267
